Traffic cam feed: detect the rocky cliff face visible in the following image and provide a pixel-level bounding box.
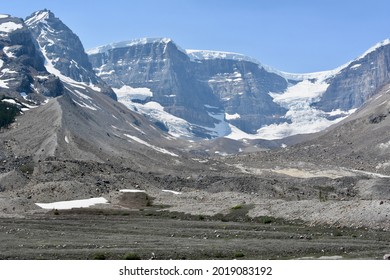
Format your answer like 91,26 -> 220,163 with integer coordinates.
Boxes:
188,53 -> 288,133
88,39 -> 288,137
315,40 -> 390,112
25,10 -> 116,101
0,14 -> 63,103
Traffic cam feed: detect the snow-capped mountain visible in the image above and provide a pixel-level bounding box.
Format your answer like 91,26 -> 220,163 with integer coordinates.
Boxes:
1,10 -> 184,166
89,38 -> 390,140
25,10 -> 117,101
0,13 -> 63,104
88,38 -> 289,139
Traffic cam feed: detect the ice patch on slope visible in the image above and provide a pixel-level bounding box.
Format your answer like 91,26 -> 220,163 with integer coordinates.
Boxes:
35,197 -> 108,210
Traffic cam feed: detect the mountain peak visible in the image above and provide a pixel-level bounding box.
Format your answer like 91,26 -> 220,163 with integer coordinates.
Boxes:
357,38 -> 390,61
25,9 -> 55,26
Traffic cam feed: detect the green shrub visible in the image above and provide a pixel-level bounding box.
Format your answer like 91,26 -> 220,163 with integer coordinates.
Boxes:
93,252 -> 107,260
231,204 -> 243,210
124,253 -> 141,260
234,252 -> 245,258
19,162 -> 35,174
0,100 -> 19,128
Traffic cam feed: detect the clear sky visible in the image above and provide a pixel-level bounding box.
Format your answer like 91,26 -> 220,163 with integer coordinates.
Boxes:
1,0 -> 389,73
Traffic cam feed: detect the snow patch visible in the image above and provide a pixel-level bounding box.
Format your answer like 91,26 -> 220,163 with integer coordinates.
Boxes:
120,189 -> 146,193
64,136 -> 69,144
114,85 -> 153,101
124,134 -> 178,157
0,21 -> 23,33
3,46 -> 16,58
35,197 -> 108,210
350,64 -> 361,70
0,59 -> 3,69
0,14 -> 9,19
72,99 -> 98,111
1,98 -> 17,104
114,86 -> 193,138
225,113 -> 240,120
162,190 -> 182,195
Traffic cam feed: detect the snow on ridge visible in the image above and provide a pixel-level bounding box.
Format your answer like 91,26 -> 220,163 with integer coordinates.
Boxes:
186,49 -> 262,65
87,38 -> 173,55
0,14 -> 10,19
357,38 -> 390,60
25,10 -> 50,26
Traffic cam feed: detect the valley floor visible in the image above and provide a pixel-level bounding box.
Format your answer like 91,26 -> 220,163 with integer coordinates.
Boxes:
0,207 -> 389,260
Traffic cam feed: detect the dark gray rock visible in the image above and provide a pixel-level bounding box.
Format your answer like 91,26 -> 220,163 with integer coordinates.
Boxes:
0,15 -> 63,103
315,42 -> 390,112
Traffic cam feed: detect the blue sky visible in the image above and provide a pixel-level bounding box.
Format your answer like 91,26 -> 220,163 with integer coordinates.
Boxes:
1,0 -> 389,73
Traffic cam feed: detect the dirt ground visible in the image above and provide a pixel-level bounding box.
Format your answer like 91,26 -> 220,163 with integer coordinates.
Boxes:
0,207 -> 389,260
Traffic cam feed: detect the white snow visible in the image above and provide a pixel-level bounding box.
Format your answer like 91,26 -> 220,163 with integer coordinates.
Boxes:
25,11 -> 49,26
87,38 -> 173,55
114,86 -> 194,138
1,98 -> 17,104
0,14 -> 9,19
35,197 -> 108,210
120,189 -> 146,193
0,78 -> 10,89
0,59 -> 3,69
38,37 -> 102,93
114,85 -> 153,101
225,77 -> 357,140
0,22 -> 23,33
186,49 -> 261,65
350,64 -> 361,70
357,39 -> 390,60
64,136 -> 69,144
74,90 -> 92,100
72,99 -> 98,111
3,46 -> 16,58
225,113 -> 240,120
124,134 -> 179,157
162,190 -> 182,195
